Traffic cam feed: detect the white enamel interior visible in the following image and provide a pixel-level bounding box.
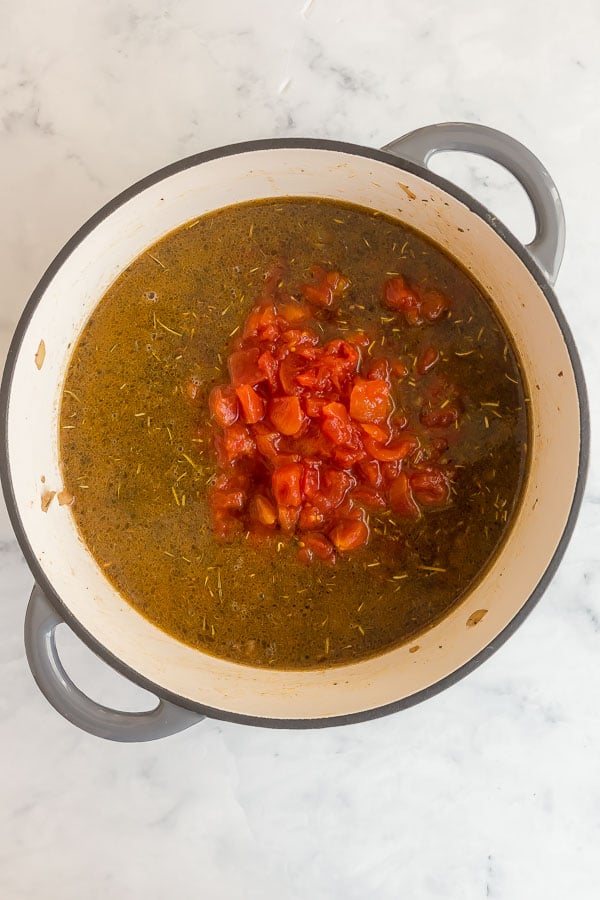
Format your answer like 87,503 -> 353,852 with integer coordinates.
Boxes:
6,146 -> 581,720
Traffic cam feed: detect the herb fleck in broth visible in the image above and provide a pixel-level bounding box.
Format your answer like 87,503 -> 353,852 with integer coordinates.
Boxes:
59,198 -> 529,669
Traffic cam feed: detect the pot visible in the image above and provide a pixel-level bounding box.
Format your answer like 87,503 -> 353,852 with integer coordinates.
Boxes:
1,122 -> 589,741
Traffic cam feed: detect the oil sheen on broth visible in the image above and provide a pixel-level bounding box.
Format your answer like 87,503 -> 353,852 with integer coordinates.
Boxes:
59,198 -> 529,669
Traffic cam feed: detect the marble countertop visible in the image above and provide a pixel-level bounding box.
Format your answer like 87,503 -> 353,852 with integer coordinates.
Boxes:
1,1 -> 599,897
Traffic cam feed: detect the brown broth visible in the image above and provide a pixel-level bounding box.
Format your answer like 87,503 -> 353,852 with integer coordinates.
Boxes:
59,198 -> 529,669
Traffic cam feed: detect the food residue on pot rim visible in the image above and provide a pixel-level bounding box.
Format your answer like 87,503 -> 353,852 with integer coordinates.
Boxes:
35,339 -> 46,370
40,490 -> 55,512
466,609 -> 488,627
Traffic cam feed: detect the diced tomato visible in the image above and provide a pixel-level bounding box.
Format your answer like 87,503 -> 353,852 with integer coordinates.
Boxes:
235,384 -> 265,424
389,472 -> 420,518
321,468 -> 354,507
258,350 -> 279,390
351,486 -> 387,509
298,505 -> 325,531
278,504 -> 301,533
302,463 -> 321,500
332,445 -> 367,468
300,267 -> 350,308
349,378 -> 390,423
248,494 -> 277,527
383,276 -> 422,323
279,353 -> 306,395
366,358 -> 391,383
329,519 -> 369,552
215,423 -> 255,465
272,463 -> 303,507
228,348 -> 266,386
420,405 -> 460,428
364,434 -> 420,462
321,401 -> 353,445
390,359 -> 409,378
416,346 -> 440,376
303,532 -> 336,562
209,385 -> 239,427
323,339 -> 360,371
357,458 -> 383,487
277,300 -> 313,324
410,466 -> 451,505
421,290 -> 450,321
360,422 -> 389,443
269,396 -> 305,436
304,395 -> 327,418
346,331 -> 371,348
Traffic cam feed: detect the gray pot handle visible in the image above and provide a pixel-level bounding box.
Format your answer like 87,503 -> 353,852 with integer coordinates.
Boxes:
24,583 -> 205,741
382,122 -> 565,285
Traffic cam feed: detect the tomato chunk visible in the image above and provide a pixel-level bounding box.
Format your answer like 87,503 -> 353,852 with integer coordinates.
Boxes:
410,466 -> 451,505
269,396 -> 305,436
329,519 -> 369,552
389,472 -> 420,518
209,385 -> 239,427
349,378 -> 390,423
272,463 -> 303,507
420,405 -> 460,428
235,384 -> 265,424
228,348 -> 266,386
216,423 -> 255,465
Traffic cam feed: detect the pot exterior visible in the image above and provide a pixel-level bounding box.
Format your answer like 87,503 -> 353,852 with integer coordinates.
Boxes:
1,138 -> 589,727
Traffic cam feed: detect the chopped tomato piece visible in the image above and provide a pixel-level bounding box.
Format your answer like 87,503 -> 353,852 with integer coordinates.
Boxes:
272,463 -> 303,507
235,384 -> 265,425
258,350 -> 279,390
300,267 -> 350,308
278,504 -> 301,533
420,405 -> 460,428
421,290 -> 450,321
364,434 -> 420,462
321,468 -> 354,507
209,385 -> 239,427
349,378 -> 389,423
298,505 -> 325,531
351,486 -> 387,508
416,346 -> 440,376
277,300 -> 313,324
304,395 -> 327,418
228,348 -> 266,386
360,423 -> 389,443
279,353 -> 306,395
366,358 -> 391,383
329,519 -> 369,552
248,494 -> 277,526
390,359 -> 409,378
346,331 -> 371,348
215,423 -> 256,465
383,276 -> 422,322
389,472 -> 420,518
410,466 -> 451,505
357,458 -> 383,487
269,396 -> 305,436
303,532 -> 336,562
321,401 -> 353,445
301,463 -> 321,500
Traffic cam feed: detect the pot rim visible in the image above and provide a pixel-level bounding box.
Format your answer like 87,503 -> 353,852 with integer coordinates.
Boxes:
0,137 -> 590,728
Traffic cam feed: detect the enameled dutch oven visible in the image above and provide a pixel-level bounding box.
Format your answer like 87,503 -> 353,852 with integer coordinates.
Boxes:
0,123 -> 589,741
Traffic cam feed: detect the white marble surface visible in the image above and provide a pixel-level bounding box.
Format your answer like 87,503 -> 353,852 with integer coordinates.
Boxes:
1,0 -> 599,896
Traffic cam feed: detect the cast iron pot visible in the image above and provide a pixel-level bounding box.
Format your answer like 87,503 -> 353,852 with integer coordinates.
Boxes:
0,122 -> 589,741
